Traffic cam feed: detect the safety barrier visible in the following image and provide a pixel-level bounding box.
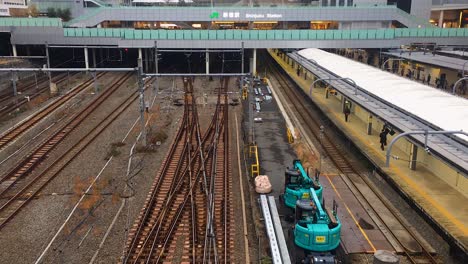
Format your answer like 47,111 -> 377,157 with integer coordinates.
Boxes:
61,28 -> 468,40
0,17 -> 62,27
0,17 -> 466,40
286,128 -> 294,144
249,145 -> 260,177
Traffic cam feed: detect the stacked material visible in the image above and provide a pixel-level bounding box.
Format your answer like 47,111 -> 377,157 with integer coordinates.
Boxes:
255,175 -> 272,194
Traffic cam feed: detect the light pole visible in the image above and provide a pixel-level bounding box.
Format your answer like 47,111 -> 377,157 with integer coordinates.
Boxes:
385,130 -> 468,167
380,58 -> 405,72
452,76 -> 468,95
309,77 -> 358,96
462,60 -> 468,77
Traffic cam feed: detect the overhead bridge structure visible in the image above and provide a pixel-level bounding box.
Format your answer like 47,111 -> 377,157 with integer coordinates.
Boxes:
0,4 -> 467,49
1,19 -> 467,49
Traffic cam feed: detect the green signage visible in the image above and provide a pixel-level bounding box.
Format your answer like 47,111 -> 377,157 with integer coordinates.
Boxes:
210,11 -> 219,19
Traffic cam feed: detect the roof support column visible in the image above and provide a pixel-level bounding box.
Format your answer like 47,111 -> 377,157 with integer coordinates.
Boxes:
438,10 -> 444,28
11,72 -> 17,105
12,44 -> 17,57
206,49 -> 209,75
367,115 -> 373,135
84,47 -> 89,70
252,48 -> 257,77
409,143 -> 418,170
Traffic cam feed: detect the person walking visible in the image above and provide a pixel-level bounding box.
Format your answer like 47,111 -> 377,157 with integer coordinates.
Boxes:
427,74 -> 431,85
344,105 -> 351,122
379,128 -> 388,151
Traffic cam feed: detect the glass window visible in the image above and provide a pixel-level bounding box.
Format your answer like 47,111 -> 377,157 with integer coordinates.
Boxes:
322,0 -> 328,6
339,0 -> 345,6
330,0 -> 336,6
347,0 -> 353,6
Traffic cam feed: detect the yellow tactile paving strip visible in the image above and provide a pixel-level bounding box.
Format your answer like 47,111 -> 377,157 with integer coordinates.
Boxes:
268,49 -> 468,252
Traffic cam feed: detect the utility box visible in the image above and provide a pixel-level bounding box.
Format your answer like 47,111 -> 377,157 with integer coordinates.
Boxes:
50,82 -> 58,94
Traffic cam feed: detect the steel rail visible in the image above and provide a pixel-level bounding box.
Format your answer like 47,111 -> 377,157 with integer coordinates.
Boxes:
265,52 -> 438,264
0,72 -> 135,230
0,72 -> 106,150
0,73 -> 132,197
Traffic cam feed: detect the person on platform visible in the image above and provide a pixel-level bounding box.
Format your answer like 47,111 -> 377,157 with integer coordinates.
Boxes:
379,128 -> 388,151
344,105 -> 351,122
427,74 -> 431,86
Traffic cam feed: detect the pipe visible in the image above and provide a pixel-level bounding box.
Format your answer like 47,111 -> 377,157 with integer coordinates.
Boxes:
385,130 -> 468,167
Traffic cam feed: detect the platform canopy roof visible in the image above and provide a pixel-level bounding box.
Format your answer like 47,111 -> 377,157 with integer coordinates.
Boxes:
298,48 -> 468,142
382,50 -> 468,71
132,0 -> 193,3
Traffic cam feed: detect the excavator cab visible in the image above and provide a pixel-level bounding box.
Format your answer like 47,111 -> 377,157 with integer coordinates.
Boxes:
282,160 -> 323,209
295,199 -> 317,228
285,168 -> 302,190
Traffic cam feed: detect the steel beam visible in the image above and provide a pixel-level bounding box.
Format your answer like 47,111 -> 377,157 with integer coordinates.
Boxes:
0,68 -> 135,72
144,73 -> 248,77
0,56 -> 46,59
48,45 -> 120,49
155,49 -> 241,53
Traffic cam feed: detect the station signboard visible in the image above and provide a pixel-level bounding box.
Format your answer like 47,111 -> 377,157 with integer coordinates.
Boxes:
210,11 -> 283,20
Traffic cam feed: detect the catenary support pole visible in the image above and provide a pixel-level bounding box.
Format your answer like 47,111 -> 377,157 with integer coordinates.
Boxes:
154,41 -> 159,97
11,72 -> 17,104
249,74 -> 254,143
241,42 -> 244,90
45,42 -> 52,85
409,143 -> 418,170
137,58 -> 146,146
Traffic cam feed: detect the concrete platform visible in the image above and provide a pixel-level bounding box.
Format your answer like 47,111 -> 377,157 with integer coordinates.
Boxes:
269,49 -> 468,258
248,79 -> 395,255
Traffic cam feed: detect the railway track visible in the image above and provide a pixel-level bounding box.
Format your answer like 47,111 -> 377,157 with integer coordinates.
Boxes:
0,73 -> 71,118
263,52 -> 439,264
0,74 -> 51,105
0,72 -> 105,151
123,77 -> 233,263
0,75 -> 46,105
0,73 -> 131,227
0,71 -> 138,229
